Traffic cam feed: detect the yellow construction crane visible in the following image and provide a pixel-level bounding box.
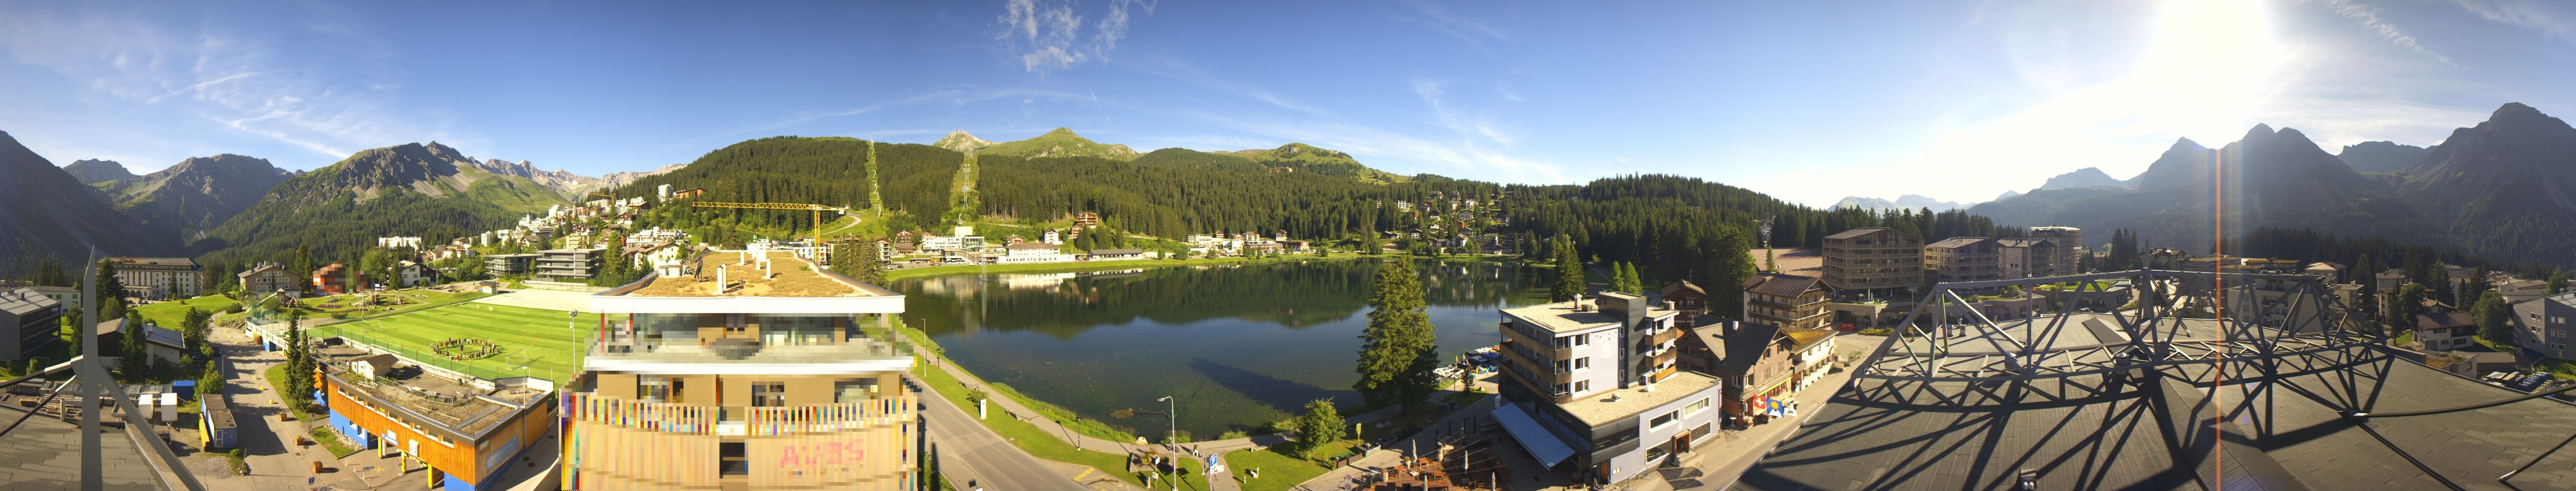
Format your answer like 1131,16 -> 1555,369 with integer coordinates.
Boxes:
689,201 -> 854,245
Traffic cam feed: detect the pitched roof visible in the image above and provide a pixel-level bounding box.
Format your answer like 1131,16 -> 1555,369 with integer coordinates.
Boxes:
1659,280 -> 1705,298
1995,237 -> 2054,248
1927,236 -> 1994,249
2413,311 -> 2474,330
1716,322 -> 1783,373
1741,272 -> 1827,297
1088,248 -> 1145,255
1823,227 -> 1892,240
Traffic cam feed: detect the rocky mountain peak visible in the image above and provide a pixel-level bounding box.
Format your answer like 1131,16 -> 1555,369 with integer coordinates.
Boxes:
934,130 -> 995,152
64,158 -> 138,184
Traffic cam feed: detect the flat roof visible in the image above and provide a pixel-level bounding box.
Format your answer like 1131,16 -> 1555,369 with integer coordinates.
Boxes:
1501,301 -> 1627,334
1559,371 -> 1719,427
617,250 -> 884,298
315,344 -> 550,440
0,287 -> 60,316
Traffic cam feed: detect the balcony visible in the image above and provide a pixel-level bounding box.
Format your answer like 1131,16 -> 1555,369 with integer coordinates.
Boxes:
565,393 -> 911,436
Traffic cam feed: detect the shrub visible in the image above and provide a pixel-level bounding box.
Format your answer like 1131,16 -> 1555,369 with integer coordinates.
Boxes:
1217,430 -> 1248,440
224,448 -> 247,475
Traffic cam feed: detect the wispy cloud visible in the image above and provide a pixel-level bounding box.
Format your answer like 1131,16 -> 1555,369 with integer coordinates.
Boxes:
2300,0 -> 2452,64
1122,56 -> 1328,115
2445,0 -> 2576,42
142,70 -> 269,105
993,0 -> 1156,74
0,6 -> 462,163
1395,0 -> 1510,49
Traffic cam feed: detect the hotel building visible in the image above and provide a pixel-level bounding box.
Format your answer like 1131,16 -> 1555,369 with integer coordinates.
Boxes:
564,246 -> 918,490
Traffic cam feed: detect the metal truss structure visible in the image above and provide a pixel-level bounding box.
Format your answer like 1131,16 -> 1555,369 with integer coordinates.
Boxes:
0,251 -> 204,491
1854,269 -> 2380,383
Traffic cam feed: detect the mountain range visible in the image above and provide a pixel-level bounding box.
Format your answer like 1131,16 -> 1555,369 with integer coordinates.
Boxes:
1970,102 -> 2572,266
1832,195 -> 1972,212
65,159 -> 138,184
0,132 -> 170,270
94,154 -> 295,242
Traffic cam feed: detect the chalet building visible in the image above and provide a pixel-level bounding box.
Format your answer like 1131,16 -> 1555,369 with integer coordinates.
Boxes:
96,318 -> 187,366
396,261 -> 438,288
1074,212 -> 1102,228
1819,228 -> 1922,292
0,287 -> 64,362
1923,237 -> 2001,283
2415,310 -> 2477,352
2141,247 -> 2188,270
1660,281 -> 1709,316
238,262 -> 300,297
1739,273 -> 1833,331
106,257 -> 205,299
1492,293 -> 1713,484
1700,321 -> 1835,427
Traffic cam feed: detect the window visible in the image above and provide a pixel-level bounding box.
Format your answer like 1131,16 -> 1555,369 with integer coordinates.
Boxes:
720,442 -> 748,476
1574,357 -> 1590,370
1575,335 -> 1589,346
834,380 -> 879,404
1684,397 -> 1711,416
751,383 -> 788,407
637,376 -> 673,402
1553,383 -> 1570,395
1649,409 -> 1679,428
1573,380 -> 1590,393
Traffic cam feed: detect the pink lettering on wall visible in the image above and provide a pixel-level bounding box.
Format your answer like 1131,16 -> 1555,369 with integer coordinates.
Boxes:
776,439 -> 867,468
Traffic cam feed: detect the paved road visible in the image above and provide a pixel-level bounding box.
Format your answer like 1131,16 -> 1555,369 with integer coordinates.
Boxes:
916,374 -> 1093,491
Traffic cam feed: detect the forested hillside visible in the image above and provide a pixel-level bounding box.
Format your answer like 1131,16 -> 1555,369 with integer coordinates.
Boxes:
607,137 -> 963,237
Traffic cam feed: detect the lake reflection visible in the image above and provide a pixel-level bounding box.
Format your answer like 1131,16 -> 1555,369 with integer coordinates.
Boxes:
896,259 -> 1548,440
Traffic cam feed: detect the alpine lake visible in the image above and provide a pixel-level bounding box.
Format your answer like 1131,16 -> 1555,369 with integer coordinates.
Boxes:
896,258 -> 1550,442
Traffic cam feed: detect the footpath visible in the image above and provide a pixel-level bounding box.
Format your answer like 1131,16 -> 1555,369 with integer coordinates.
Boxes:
920,347 -> 1302,491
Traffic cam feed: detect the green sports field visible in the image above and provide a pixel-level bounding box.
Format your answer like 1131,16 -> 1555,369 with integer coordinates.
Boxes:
314,303 -> 595,383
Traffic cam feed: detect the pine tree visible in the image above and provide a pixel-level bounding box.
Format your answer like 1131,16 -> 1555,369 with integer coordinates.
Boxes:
283,309 -> 313,411
94,259 -> 127,320
1706,229 -> 1756,320
1611,262 -> 1641,294
1353,259 -> 1438,410
2474,291 -> 2513,345
116,311 -> 148,380
1550,234 -> 1584,302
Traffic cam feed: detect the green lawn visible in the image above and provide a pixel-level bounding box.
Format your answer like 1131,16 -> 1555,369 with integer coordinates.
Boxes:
307,303 -> 589,382
1226,441 -> 1350,491
135,295 -> 242,329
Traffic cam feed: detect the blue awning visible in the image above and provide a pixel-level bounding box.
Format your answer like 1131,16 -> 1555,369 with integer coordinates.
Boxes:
1491,402 -> 1577,468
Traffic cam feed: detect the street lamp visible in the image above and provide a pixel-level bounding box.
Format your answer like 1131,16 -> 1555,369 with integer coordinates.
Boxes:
1158,395 -> 1177,491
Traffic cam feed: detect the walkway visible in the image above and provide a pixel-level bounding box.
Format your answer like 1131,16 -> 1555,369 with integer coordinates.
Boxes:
921,349 -> 1307,490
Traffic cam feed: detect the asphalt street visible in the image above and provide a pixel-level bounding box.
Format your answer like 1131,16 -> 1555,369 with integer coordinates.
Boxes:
915,375 -> 1091,491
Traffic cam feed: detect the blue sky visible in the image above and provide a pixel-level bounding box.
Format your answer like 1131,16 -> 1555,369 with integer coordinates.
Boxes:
3,0 -> 2572,206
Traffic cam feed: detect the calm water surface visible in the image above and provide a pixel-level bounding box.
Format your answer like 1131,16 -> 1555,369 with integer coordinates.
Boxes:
896,259 -> 1547,440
